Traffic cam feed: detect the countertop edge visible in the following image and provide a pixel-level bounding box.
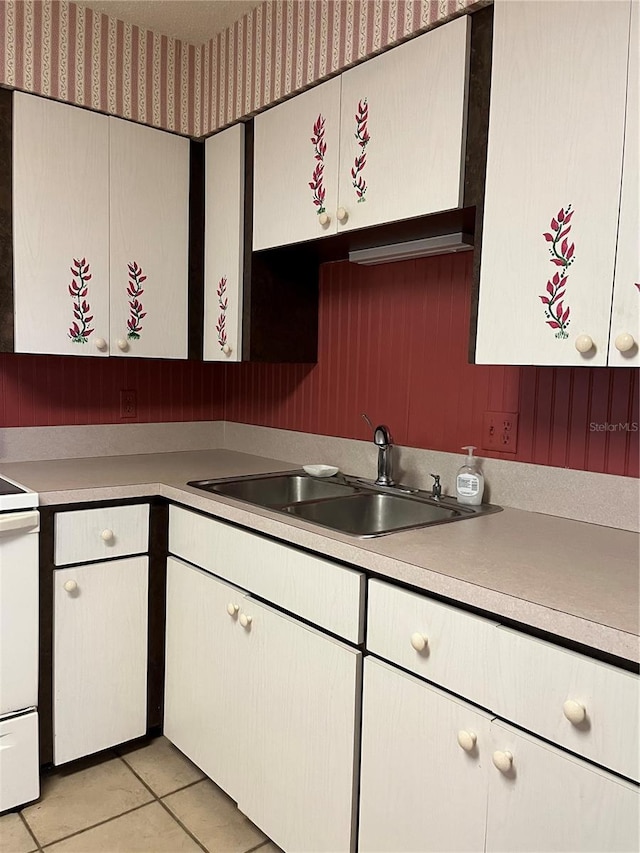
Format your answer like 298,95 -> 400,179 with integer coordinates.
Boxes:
34,477 -> 639,665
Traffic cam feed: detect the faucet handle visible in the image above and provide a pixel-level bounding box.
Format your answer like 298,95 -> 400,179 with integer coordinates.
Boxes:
430,473 -> 442,499
361,412 -> 374,432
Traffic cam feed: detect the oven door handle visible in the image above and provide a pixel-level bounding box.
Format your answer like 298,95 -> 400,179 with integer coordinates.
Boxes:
0,510 -> 39,535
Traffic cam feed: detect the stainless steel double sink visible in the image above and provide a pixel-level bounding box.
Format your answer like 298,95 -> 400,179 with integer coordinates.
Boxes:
187,471 -> 501,538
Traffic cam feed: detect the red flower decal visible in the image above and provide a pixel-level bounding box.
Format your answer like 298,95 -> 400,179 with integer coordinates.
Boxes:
352,98 -> 370,202
68,257 -> 95,343
126,261 -> 147,340
309,114 -> 327,214
539,205 -> 575,339
216,276 -> 228,351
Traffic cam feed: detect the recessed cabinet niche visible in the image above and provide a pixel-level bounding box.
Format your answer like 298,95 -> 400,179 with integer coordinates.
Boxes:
252,14 -> 470,251
12,92 -> 189,359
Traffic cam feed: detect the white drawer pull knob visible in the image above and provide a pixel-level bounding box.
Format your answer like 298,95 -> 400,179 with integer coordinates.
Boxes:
116,338 -> 129,351
410,632 -> 428,652
239,613 -> 252,629
575,334 -> 593,354
95,337 -> 107,351
318,212 -> 330,226
563,699 -> 586,725
492,750 -> 513,774
64,580 -> 78,593
222,344 -> 231,355
101,529 -> 114,542
614,333 -> 635,353
226,602 -> 239,616
337,207 -> 348,223
457,730 -> 477,752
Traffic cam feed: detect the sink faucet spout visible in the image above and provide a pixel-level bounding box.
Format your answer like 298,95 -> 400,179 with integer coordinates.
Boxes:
362,413 -> 395,487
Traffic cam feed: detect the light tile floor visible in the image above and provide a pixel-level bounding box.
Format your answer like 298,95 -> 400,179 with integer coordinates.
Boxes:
0,737 -> 282,853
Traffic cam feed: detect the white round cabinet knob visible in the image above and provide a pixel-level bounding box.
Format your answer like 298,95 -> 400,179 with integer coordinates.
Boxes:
614,333 -> 635,353
318,212 -> 331,227
101,529 -> 114,543
95,337 -> 107,351
226,602 -> 239,616
563,699 -> 586,725
222,344 -> 231,355
64,580 -> 78,593
337,207 -> 348,223
239,613 -> 252,629
410,632 -> 428,652
116,338 -> 129,352
492,751 -> 513,774
575,334 -> 594,354
457,730 -> 477,752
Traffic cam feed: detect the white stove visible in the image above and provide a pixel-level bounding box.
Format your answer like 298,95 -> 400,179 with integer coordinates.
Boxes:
0,474 -> 40,812
0,473 -> 39,512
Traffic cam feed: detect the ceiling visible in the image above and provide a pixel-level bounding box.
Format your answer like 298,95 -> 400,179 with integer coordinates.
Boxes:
74,0 -> 263,44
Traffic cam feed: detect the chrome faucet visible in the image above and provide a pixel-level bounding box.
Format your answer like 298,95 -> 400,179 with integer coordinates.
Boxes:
362,413 -> 395,487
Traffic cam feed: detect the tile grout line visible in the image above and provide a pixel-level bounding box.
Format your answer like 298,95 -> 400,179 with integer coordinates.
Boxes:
118,755 -> 210,853
245,841 -> 272,853
18,810 -> 44,853
117,751 -> 207,799
155,797 -> 210,853
29,800 -> 155,850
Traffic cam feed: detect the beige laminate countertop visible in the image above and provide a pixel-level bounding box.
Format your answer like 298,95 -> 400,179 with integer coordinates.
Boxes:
2,449 -> 639,664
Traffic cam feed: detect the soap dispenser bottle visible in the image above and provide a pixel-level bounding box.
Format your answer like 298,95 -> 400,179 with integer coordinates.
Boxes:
456,446 -> 484,505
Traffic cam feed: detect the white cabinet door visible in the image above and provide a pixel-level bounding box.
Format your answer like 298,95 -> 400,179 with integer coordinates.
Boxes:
359,657 -> 491,853
486,720 -> 640,853
337,15 -> 470,233
253,76 -> 342,250
238,596 -> 361,853
164,557 -> 250,801
13,93 -> 110,356
204,124 -> 245,362
475,1 -> 631,366
109,117 -> 189,359
609,1 -> 639,366
53,556 -> 148,765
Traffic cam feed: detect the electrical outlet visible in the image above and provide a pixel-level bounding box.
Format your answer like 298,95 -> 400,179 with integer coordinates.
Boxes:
120,389 -> 137,419
482,411 -> 519,453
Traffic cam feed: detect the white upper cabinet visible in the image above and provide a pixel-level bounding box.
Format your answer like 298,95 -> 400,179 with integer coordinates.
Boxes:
13,93 -> 110,356
609,0 -> 639,367
12,92 -> 190,359
204,124 -> 245,362
109,117 -> 189,359
337,14 -> 470,233
253,14 -> 470,251
475,1 -> 632,366
253,77 -> 342,250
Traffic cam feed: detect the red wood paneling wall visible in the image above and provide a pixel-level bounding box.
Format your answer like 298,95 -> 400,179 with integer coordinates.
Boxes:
1,253 -> 637,476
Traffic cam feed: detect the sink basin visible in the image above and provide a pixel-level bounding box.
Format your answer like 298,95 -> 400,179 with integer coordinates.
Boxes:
286,492 -> 460,536
188,473 -> 357,507
187,471 -> 500,537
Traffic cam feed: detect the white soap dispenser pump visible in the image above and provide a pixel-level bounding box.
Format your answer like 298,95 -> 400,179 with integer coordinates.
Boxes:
456,446 -> 484,506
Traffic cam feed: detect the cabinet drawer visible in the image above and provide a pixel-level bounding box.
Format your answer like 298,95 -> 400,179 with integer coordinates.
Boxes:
493,626 -> 640,782
169,506 -> 364,643
367,580 -> 500,710
55,504 -> 149,566
0,711 -> 39,812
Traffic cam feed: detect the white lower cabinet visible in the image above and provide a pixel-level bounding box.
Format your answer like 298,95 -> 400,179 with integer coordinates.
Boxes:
164,557 -> 250,801
238,596 -> 361,853
486,720 -> 639,853
53,556 -> 148,765
359,657 -> 492,853
360,657 -> 639,853
164,553 -> 361,853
